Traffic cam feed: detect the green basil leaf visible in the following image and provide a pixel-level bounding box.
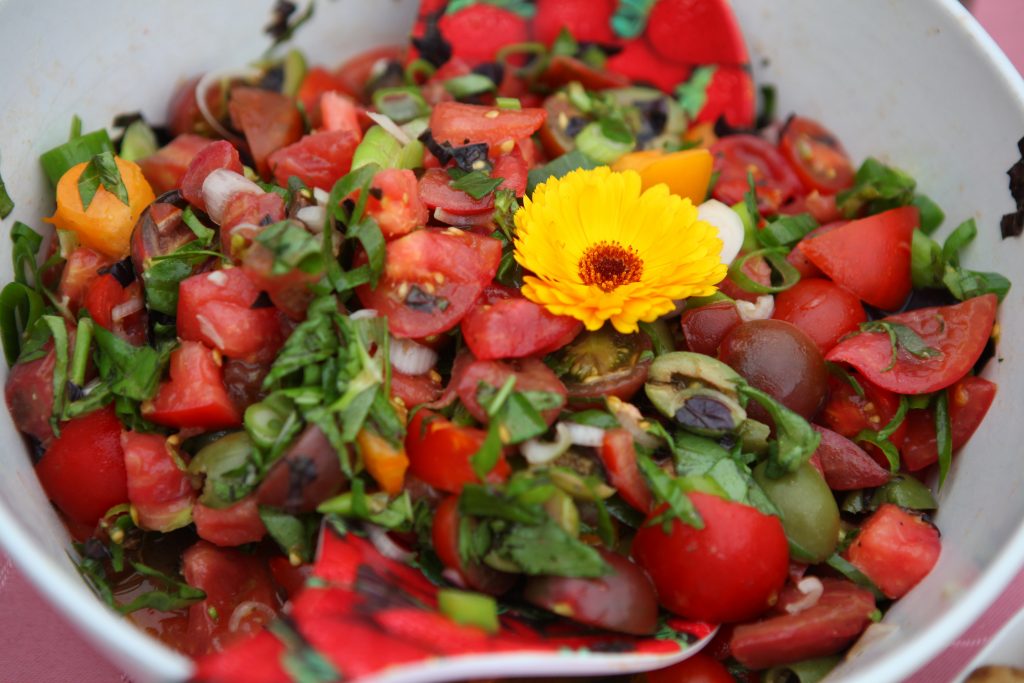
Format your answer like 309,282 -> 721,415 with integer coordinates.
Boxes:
449,169 -> 504,200
77,151 -> 130,210
855,430 -> 901,472
637,452 -> 704,531
935,391 -> 953,489
859,320 -> 942,372
39,128 -> 115,187
181,206 -> 216,246
911,193 -> 945,235
347,217 -> 385,289
142,242 -> 214,315
526,150 -> 600,196
738,384 -> 820,477
259,507 -> 319,563
117,562 -> 206,614
757,213 -> 818,249
836,157 -> 916,218
825,553 -> 886,600
493,517 -> 610,578
255,219 -> 325,276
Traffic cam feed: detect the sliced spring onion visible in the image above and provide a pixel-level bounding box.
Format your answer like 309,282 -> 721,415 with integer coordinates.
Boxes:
119,120 -> 158,162
403,58 -> 436,85
201,169 -> 263,223
351,125 -> 403,171
364,111 -> 412,145
281,48 -> 308,98
443,74 -> 497,99
520,423 -> 573,465
437,588 -> 499,634
39,129 -> 115,187
496,97 -> 522,110
574,120 -> 634,165
372,87 -> 430,124
736,294 -> 775,322
697,199 -> 744,265
757,212 -> 818,249
389,336 -> 438,376
727,247 -> 802,294
0,282 -> 44,366
935,391 -> 953,489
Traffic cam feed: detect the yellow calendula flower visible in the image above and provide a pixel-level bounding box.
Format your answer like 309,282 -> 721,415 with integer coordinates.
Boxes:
513,167 -> 726,334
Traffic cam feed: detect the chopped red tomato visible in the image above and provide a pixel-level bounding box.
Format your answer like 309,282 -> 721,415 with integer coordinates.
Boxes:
779,116 -> 855,194
35,407 -> 128,527
633,493 -> 789,623
537,55 -> 632,92
182,540 -> 279,656
177,268 -> 283,362
180,140 -> 244,214
390,370 -> 443,408
460,285 -> 582,361
418,167 -> 495,215
491,151 -> 528,197
192,497 -> 268,547
680,301 -> 741,355
4,343 -> 58,448
900,376 -> 997,471
710,135 -> 803,215
59,247 -> 112,312
811,425 -> 891,490
730,579 -> 876,669
432,496 -> 516,595
646,653 -> 735,683
428,102 -> 547,153
267,129 -> 360,191
121,431 -> 196,532
144,341 -> 242,430
297,66 -> 350,127
356,228 -> 501,339
319,91 -> 362,140
826,294 -> 998,394
84,275 -> 147,344
137,134 -> 215,196
220,190 -> 287,258
228,86 -> 303,178
364,168 -> 428,239
599,429 -> 653,513
845,504 -> 941,599
818,373 -> 908,462
772,278 -> 867,354
334,46 -> 406,102
405,410 -> 510,493
797,206 -> 918,311
453,355 -> 567,427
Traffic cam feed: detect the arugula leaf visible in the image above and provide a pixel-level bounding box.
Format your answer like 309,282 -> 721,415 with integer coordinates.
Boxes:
737,384 -> 821,478
117,562 -> 206,614
259,507 -> 320,563
526,150 -> 600,196
836,158 -> 916,218
636,451 -> 704,531
77,151 -> 130,210
494,518 -> 610,578
142,242 -> 217,315
256,220 -> 325,276
859,320 -> 941,372
0,161 -> 12,219
448,168 -> 504,200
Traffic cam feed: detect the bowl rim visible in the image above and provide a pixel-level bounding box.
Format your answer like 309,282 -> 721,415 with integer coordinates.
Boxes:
1,0 -> 1023,681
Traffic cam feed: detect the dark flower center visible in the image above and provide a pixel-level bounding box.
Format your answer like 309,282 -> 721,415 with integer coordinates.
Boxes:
578,241 -> 644,292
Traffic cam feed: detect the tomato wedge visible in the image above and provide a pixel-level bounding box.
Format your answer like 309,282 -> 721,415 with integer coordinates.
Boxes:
356,228 -> 501,339
418,168 -> 494,216
144,341 -> 242,429
405,410 -> 510,493
811,425 -> 891,490
710,135 -> 802,216
452,355 -> 567,427
599,428 -> 653,513
460,285 -> 582,361
779,116 -> 855,194
428,102 -> 546,152
900,376 -> 997,471
730,579 -> 876,669
121,431 -> 196,532
228,86 -> 303,178
844,504 -> 941,599
825,294 -> 998,394
796,206 -> 918,311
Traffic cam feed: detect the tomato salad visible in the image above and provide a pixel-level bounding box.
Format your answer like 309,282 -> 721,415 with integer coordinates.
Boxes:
0,0 -> 1010,681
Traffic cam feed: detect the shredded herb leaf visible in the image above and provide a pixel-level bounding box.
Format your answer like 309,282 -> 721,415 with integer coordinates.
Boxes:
0,160 -> 13,219
859,320 -> 942,372
836,158 -> 916,218
77,151 -> 129,210
448,168 -> 504,200
737,384 -> 821,478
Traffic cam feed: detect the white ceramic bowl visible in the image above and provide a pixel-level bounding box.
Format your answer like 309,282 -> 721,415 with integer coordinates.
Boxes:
1,1 -> 1022,682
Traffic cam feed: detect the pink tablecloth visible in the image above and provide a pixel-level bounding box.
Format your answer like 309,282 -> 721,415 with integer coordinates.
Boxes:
3,1 -> 1023,682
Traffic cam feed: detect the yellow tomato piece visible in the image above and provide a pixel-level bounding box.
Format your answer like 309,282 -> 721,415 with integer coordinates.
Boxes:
612,148 -> 714,205
356,428 -> 409,495
47,156 -> 155,259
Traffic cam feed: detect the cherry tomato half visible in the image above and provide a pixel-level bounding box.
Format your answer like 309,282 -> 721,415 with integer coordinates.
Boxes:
710,135 -> 802,215
779,116 -> 855,194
